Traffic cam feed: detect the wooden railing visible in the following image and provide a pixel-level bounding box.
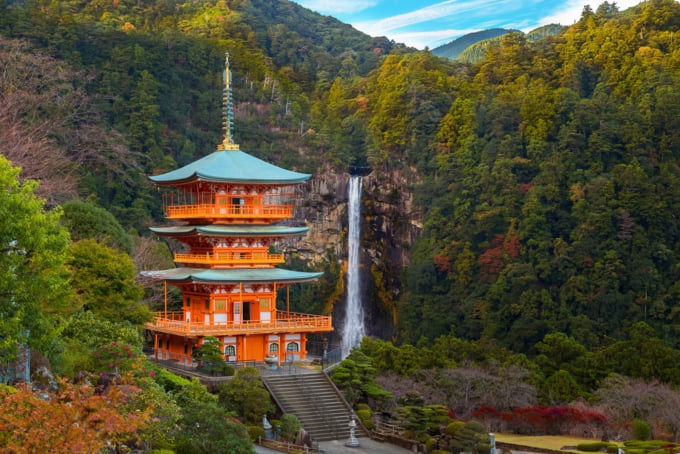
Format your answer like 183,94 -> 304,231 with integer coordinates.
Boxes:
165,203 -> 293,220
146,310 -> 332,336
174,252 -> 284,266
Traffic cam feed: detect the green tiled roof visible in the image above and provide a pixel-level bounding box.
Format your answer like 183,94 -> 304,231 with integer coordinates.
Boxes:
149,150 -> 311,185
149,225 -> 310,237
141,267 -> 322,284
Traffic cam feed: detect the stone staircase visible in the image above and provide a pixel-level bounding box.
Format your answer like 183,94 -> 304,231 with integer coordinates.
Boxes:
262,371 -> 368,441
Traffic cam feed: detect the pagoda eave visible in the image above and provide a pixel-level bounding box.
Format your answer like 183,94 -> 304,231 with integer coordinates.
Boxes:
149,225 -> 310,238
148,149 -> 311,186
141,267 -> 323,285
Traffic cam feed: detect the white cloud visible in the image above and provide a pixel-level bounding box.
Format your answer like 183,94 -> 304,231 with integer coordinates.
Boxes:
292,0 -> 378,15
387,28 -> 483,49
297,0 -> 650,50
365,0 -> 518,35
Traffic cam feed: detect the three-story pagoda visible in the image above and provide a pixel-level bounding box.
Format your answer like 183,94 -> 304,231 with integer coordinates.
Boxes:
144,53 -> 332,366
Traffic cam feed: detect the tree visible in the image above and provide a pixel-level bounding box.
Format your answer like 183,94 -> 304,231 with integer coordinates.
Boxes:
535,332 -> 588,384
0,37 -> 142,207
174,400 -> 255,454
193,336 -> 232,376
61,200 -> 133,253
0,155 -> 73,370
0,379 -> 151,453
331,349 -> 393,407
68,239 -> 150,325
595,374 -> 680,440
54,310 -> 144,378
598,322 -> 680,384
450,420 -> 491,454
216,366 -> 273,425
279,413 -> 302,441
128,377 -> 181,451
542,370 -> 582,405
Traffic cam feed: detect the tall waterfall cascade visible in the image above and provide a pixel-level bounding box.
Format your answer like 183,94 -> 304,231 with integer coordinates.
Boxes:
342,175 -> 365,357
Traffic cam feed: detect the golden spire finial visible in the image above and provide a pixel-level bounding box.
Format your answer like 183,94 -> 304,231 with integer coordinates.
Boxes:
220,52 -> 239,150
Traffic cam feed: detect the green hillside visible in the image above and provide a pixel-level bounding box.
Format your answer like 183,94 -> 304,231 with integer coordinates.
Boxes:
431,28 -> 513,60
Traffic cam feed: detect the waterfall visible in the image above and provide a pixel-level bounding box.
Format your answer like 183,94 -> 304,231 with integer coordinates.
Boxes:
342,175 -> 365,357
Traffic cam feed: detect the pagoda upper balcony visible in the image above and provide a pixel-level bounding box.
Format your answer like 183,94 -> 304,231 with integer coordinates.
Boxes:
160,189 -> 298,223
174,251 -> 285,267
146,310 -> 332,336
165,203 -> 293,223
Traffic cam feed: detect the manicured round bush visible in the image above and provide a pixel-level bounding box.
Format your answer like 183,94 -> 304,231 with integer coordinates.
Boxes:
247,425 -> 266,442
426,438 -> 436,452
356,409 -> 372,422
445,420 -> 465,436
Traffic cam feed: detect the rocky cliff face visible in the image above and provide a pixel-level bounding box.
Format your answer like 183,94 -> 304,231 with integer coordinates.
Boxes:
284,164 -> 423,344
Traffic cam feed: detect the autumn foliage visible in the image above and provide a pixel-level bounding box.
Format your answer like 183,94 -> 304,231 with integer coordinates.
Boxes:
0,379 -> 151,453
472,405 -> 607,436
477,234 -> 521,279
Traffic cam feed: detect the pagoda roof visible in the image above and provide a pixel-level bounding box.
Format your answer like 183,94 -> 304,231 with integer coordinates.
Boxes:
149,149 -> 311,185
141,267 -> 322,284
149,225 -> 310,237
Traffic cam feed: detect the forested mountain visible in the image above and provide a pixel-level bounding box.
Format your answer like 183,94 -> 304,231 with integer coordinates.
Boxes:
2,0 -> 680,368
5,0 -> 680,449
451,25 -> 565,64
526,23 -> 566,41
397,1 -> 680,352
0,0 -> 400,231
432,28 -> 514,60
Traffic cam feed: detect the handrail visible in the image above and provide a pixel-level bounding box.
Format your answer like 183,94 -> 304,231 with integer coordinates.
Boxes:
174,252 -> 285,266
146,311 -> 332,336
165,203 -> 293,219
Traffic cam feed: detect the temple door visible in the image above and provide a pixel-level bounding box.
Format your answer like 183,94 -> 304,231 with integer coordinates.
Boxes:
216,193 -> 229,214
233,301 -> 241,324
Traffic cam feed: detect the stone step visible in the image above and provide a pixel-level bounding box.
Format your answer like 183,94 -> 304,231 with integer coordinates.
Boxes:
263,371 -> 368,441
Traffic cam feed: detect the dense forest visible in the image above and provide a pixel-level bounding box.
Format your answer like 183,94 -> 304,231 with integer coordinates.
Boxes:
3,0 -> 680,450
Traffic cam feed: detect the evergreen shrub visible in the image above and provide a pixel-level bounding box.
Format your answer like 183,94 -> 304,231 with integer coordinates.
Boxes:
356,409 -> 373,424
446,420 -> 465,435
247,425 -> 266,441
632,419 -> 651,441
154,368 -> 191,392
426,437 -> 436,452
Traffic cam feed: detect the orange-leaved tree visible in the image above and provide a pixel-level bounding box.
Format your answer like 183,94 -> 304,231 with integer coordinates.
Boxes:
0,379 -> 151,453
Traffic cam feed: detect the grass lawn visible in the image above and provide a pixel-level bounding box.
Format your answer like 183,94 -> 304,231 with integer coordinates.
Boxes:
495,433 -> 621,452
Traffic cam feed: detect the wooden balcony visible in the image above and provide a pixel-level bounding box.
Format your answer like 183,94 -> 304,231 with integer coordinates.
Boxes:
174,252 -> 285,267
165,203 -> 293,222
146,310 -> 332,337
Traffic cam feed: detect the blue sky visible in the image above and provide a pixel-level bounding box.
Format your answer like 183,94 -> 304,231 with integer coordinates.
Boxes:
291,0 -> 644,49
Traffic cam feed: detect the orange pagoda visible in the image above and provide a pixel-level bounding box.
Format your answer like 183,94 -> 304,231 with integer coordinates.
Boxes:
144,53 -> 332,366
